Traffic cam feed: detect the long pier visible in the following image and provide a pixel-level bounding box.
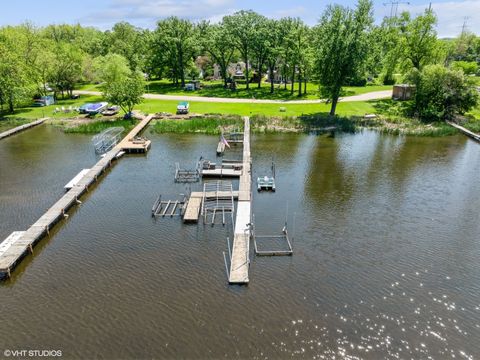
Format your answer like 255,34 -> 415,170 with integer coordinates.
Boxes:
0,115 -> 153,278
0,118 -> 48,140
447,121 -> 480,142
229,117 -> 251,284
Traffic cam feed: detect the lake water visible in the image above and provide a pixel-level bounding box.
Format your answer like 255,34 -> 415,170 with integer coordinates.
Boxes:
1,124 -> 480,359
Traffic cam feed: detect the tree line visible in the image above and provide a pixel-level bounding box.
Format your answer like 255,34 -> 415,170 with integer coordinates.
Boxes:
0,0 -> 479,119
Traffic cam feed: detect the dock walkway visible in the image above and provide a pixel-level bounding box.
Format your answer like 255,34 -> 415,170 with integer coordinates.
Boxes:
0,118 -> 48,140
0,115 -> 153,278
447,121 -> 480,142
229,117 -> 251,284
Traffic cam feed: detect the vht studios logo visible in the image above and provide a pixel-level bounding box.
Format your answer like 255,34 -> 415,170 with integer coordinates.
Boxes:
4,349 -> 62,357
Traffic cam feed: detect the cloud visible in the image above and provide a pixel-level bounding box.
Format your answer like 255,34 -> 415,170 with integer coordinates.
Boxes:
89,0 -> 236,23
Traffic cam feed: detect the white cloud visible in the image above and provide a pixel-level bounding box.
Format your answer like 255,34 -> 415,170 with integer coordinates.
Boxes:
97,0 -> 235,21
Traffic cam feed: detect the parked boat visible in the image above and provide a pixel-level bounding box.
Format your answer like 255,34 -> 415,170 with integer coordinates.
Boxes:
101,105 -> 120,116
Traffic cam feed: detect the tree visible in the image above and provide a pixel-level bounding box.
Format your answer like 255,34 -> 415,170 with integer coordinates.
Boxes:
223,10 -> 265,90
104,22 -> 146,71
201,23 -> 236,87
152,17 -> 198,87
0,27 -> 36,112
48,42 -> 85,99
250,15 -> 269,88
413,65 -> 478,122
314,0 -> 373,116
399,8 -> 438,71
104,70 -> 145,116
94,53 -> 131,84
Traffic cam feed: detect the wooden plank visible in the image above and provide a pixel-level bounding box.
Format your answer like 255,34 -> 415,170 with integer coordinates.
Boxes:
190,191 -> 239,199
0,115 -> 155,276
64,169 -> 90,190
447,121 -> 480,142
183,197 -> 202,222
201,168 -> 242,177
0,118 -> 47,140
229,116 -> 251,284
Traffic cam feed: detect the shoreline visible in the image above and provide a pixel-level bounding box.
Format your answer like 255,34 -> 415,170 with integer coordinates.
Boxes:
1,113 -> 476,138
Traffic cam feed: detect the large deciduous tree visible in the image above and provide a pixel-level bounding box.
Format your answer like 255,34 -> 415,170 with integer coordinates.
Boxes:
223,10 -> 264,90
201,22 -> 236,87
399,8 -> 438,71
314,0 -> 373,116
104,70 -> 145,117
152,17 -> 198,88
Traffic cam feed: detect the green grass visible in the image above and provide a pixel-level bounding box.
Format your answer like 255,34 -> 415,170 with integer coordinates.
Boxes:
151,115 -> 243,134
0,118 -> 33,132
0,95 -> 104,121
134,79 -> 391,101
63,118 -> 138,134
137,97 -> 377,117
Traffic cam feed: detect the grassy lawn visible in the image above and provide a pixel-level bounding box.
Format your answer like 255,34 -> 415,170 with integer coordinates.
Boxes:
145,79 -> 391,100
137,97 -> 377,117
76,80 -> 391,101
0,95 -> 104,122
2,94 -> 376,121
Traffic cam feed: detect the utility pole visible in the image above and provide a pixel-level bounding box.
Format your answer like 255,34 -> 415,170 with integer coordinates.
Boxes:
460,16 -> 470,36
383,0 -> 410,19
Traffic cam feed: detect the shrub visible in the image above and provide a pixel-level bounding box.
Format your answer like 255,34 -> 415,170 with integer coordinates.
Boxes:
414,65 -> 479,122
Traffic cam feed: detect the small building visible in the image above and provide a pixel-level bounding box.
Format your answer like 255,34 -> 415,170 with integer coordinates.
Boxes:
185,80 -> 201,91
32,95 -> 55,107
392,84 -> 415,101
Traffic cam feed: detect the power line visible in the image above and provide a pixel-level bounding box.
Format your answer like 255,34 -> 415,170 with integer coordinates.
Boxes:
383,0 -> 410,19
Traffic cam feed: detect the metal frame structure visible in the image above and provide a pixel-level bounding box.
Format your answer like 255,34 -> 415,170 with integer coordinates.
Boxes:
92,127 -> 124,154
174,162 -> 200,183
201,181 -> 235,225
252,215 -> 293,256
151,194 -> 187,218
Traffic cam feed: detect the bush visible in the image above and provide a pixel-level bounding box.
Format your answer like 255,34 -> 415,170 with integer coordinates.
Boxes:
414,65 -> 479,122
451,61 -> 478,76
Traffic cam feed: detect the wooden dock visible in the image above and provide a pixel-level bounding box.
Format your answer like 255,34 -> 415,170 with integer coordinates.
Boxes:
183,196 -> 203,222
0,115 -> 154,278
201,168 -> 242,177
0,118 -> 48,140
182,191 -> 239,223
447,121 -> 480,142
229,117 -> 251,284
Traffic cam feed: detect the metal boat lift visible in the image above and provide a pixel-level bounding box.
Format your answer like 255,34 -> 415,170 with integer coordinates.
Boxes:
252,214 -> 293,256
201,181 -> 235,225
257,160 -> 276,191
174,160 -> 201,183
151,194 -> 187,217
92,127 -> 124,154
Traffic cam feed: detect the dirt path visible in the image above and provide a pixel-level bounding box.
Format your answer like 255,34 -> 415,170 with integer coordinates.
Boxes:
75,90 -> 392,104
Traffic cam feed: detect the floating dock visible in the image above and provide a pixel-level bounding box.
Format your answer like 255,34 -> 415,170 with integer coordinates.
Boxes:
183,195 -> 203,222
229,117 -> 251,284
0,118 -> 48,140
0,115 -> 154,278
183,189 -> 239,223
447,121 -> 480,142
64,169 -> 91,190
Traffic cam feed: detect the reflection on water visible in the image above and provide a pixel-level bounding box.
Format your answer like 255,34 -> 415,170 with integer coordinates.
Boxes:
1,127 -> 480,359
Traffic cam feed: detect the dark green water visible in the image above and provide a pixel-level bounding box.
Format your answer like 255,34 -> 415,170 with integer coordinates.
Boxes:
1,124 -> 480,359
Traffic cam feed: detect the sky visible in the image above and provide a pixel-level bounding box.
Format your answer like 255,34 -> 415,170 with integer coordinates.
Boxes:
0,0 -> 478,38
